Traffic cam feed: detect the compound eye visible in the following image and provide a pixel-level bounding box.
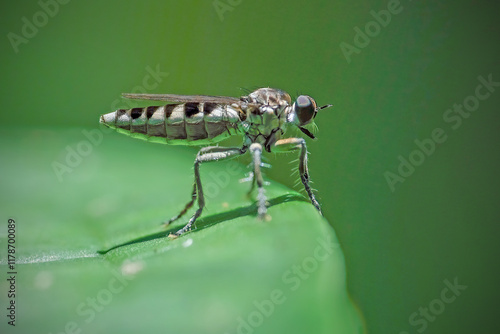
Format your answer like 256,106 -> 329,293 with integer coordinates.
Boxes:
295,95 -> 317,125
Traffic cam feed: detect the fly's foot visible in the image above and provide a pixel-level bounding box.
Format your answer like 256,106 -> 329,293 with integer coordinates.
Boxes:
258,212 -> 272,222
162,212 -> 185,227
162,219 -> 173,227
256,187 -> 270,221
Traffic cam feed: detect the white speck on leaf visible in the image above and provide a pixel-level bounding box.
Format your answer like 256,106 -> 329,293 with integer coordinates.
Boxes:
182,238 -> 193,248
121,260 -> 144,276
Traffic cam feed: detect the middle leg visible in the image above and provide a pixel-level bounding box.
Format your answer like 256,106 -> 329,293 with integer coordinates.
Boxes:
172,146 -> 246,236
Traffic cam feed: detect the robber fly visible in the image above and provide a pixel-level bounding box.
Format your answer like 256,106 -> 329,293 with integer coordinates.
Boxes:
100,88 -> 332,237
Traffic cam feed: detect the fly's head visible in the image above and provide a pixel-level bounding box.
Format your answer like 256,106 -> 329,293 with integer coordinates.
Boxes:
288,95 -> 332,139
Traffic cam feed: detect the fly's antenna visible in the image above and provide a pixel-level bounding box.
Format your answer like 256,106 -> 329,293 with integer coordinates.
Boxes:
316,104 -> 333,111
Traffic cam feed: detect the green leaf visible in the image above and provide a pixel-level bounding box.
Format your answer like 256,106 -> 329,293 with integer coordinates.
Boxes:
0,128 -> 363,334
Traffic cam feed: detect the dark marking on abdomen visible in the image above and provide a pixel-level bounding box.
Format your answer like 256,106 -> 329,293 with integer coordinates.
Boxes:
146,106 -> 157,119
130,107 -> 143,119
130,107 -> 147,134
185,103 -> 199,118
164,104 -> 176,118
116,109 -> 127,118
203,102 -> 217,114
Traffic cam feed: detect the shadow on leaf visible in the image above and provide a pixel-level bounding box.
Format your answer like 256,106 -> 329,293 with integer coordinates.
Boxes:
99,193 -> 309,254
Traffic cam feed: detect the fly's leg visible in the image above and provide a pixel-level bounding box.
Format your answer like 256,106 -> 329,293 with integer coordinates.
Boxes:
272,138 -> 322,215
171,146 -> 245,237
249,143 -> 269,220
163,182 -> 196,226
163,146 -> 224,226
243,171 -> 256,199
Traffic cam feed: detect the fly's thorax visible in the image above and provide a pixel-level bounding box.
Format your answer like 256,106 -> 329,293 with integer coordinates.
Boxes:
241,104 -> 288,151
244,88 -> 292,107
238,88 -> 293,150
244,88 -> 291,129
246,105 -> 286,128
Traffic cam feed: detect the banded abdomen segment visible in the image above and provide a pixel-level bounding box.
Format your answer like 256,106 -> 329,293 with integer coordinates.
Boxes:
100,102 -> 243,144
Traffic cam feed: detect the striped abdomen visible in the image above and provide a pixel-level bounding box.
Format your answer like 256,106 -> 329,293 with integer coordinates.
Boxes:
100,102 -> 244,145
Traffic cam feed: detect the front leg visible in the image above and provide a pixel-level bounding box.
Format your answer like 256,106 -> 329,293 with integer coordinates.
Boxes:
272,138 -> 322,215
171,146 -> 245,237
249,143 -> 269,220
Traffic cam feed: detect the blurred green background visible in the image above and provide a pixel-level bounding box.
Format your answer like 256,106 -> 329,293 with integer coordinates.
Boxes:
1,0 -> 499,333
